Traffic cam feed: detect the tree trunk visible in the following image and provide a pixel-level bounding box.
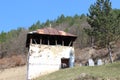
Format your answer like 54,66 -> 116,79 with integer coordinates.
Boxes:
91,36 -> 94,48
108,44 -> 113,63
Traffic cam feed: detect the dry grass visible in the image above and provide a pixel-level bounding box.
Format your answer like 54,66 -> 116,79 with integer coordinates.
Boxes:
0,65 -> 26,80
0,55 -> 26,69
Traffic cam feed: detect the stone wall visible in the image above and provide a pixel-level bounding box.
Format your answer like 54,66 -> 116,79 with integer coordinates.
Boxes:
27,44 -> 75,79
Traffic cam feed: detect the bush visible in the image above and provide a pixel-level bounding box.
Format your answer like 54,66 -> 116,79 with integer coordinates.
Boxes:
0,55 -> 26,69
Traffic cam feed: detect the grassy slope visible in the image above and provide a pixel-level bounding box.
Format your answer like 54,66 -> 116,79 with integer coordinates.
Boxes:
36,61 -> 120,80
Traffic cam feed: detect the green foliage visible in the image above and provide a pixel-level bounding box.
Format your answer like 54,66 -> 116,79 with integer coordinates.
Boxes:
1,8 -> 120,58
29,21 -> 41,31
85,0 -> 120,47
0,31 -> 6,43
0,27 -> 28,58
56,14 -> 65,24
80,14 -> 86,19
29,20 -> 55,31
112,9 -> 120,18
64,28 -> 69,32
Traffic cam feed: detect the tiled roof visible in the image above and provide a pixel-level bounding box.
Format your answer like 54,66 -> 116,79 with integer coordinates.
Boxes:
29,27 -> 77,37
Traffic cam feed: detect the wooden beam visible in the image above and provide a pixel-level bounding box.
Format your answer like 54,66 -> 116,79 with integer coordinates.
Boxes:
30,38 -> 32,44
69,41 -> 72,46
32,39 -> 37,44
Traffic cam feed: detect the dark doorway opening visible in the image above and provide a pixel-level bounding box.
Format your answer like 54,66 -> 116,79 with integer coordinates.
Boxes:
61,58 -> 70,69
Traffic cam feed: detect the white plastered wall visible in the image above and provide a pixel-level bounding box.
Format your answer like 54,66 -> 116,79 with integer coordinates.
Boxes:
27,44 -> 75,79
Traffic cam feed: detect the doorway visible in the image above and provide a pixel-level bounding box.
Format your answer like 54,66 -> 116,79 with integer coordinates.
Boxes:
61,58 -> 70,68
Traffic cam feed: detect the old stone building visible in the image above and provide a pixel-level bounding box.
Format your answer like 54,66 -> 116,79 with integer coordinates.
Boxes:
26,27 -> 77,79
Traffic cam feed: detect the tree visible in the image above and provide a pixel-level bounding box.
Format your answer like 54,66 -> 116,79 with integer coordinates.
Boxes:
85,0 -> 120,63
44,20 -> 51,27
29,21 -> 41,31
56,14 -> 65,24
0,31 -> 6,43
112,9 -> 120,18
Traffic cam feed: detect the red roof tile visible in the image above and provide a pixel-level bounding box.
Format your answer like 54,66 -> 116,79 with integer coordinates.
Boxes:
31,27 -> 77,37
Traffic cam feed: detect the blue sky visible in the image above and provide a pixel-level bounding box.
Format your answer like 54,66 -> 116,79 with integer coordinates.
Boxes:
0,0 -> 120,33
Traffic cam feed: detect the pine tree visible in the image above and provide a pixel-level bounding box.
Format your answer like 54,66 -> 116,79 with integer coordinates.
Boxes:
29,21 -> 41,31
85,0 -> 120,63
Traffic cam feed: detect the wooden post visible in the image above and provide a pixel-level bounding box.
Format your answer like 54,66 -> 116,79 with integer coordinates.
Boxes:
55,40 -> 57,45
48,40 -> 50,45
30,38 -> 32,44
40,39 -> 42,45
62,40 -> 64,46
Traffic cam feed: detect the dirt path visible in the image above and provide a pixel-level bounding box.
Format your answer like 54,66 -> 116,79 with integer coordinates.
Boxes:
0,66 -> 26,80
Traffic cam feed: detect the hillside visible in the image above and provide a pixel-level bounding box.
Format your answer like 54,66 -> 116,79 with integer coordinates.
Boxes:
0,62 -> 119,80
0,9 -> 120,69
36,61 -> 120,80
0,14 -> 89,69
0,0 -> 120,79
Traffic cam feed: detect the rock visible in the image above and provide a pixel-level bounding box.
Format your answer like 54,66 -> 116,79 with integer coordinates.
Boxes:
97,59 -> 103,66
88,59 -> 95,66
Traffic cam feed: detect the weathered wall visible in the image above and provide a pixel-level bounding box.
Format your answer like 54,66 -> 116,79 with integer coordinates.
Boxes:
27,44 -> 75,79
